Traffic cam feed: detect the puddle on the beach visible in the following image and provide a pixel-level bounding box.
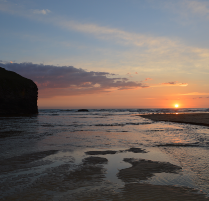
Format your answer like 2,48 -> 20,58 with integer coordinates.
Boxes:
147,172 -> 194,187
55,147 -> 209,199
1,145 -> 209,200
1,112 -> 209,200
48,146 -> 189,187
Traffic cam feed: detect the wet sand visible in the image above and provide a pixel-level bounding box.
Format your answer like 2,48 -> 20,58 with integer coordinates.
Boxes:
0,150 -> 58,173
1,110 -> 209,200
117,158 -> 182,182
85,148 -> 147,155
139,113 -> 209,127
1,148 -> 209,200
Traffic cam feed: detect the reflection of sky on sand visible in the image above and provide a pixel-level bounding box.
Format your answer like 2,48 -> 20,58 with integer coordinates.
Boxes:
1,110 -> 209,199
37,122 -> 201,150
34,112 -> 209,196
37,146 -> 206,195
160,146 -> 209,195
103,147 -> 179,186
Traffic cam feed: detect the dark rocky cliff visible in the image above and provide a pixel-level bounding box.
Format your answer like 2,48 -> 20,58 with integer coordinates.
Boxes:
0,67 -> 38,115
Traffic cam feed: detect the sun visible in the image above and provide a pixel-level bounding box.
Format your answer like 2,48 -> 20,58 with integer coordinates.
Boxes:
175,104 -> 179,108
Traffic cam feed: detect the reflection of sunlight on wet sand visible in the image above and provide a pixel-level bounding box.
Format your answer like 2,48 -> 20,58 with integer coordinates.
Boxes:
174,104 -> 179,114
1,111 -> 209,200
171,138 -> 184,143
35,113 -> 209,198
160,146 -> 209,195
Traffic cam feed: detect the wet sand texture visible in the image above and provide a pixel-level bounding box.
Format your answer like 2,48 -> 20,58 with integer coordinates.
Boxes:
117,158 -> 182,182
114,183 -> 209,201
82,156 -> 108,164
2,159 -> 107,200
85,150 -> 118,155
60,181 -> 209,201
125,147 -> 147,153
0,150 -> 58,172
85,148 -> 147,156
139,113 -> 209,127
157,143 -> 199,147
0,130 -> 23,138
2,151 -> 209,201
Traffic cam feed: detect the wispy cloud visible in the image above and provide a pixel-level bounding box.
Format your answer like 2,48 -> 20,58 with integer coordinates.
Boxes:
192,96 -> 209,99
145,78 -> 152,81
161,81 -> 188,86
0,1 -> 51,18
1,0 -> 209,75
0,1 -> 196,50
57,19 -> 179,49
33,9 -> 51,15
184,0 -> 209,17
0,62 -> 148,97
53,17 -> 209,74
180,92 -> 209,96
162,0 -> 209,22
150,81 -> 188,88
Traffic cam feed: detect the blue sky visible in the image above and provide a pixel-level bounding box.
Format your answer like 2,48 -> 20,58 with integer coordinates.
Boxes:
1,0 -> 209,108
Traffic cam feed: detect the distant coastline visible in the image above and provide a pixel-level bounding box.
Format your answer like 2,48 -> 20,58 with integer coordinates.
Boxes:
139,113 -> 209,127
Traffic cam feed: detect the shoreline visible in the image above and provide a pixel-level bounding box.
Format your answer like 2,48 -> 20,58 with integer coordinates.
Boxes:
2,147 -> 209,200
138,113 -> 209,127
1,110 -> 209,200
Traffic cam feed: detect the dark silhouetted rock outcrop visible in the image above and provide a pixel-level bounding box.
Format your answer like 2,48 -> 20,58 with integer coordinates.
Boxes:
0,67 -> 38,115
77,109 -> 89,112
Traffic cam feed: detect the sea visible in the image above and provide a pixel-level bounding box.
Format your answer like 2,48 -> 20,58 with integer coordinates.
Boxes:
0,108 -> 209,200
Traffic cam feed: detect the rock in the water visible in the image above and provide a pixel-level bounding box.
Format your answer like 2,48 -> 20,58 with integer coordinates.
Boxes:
77,109 -> 89,112
0,67 -> 38,115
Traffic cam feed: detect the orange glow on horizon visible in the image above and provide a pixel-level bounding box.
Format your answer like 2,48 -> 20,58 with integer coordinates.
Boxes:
175,104 -> 179,108
37,87 -> 209,109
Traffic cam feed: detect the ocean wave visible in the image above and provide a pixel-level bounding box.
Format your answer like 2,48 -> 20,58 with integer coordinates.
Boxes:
156,142 -> 201,147
94,122 -> 151,127
38,108 -> 209,116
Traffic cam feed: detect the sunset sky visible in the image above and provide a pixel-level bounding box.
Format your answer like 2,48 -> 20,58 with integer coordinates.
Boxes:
1,0 -> 209,109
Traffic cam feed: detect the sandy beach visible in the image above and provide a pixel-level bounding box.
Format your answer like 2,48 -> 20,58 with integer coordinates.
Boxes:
3,148 -> 209,201
139,113 -> 209,127
1,109 -> 209,200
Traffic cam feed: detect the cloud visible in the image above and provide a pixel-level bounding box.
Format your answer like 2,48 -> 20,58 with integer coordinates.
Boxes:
38,15 -> 209,74
145,78 -> 152,81
148,81 -> 188,88
0,62 -> 147,97
0,2 -> 184,50
192,96 -> 209,99
58,19 -> 179,50
1,0 -> 209,75
184,0 -> 209,17
161,81 -> 188,86
181,92 -> 209,96
161,0 -> 209,19
33,9 -> 51,15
